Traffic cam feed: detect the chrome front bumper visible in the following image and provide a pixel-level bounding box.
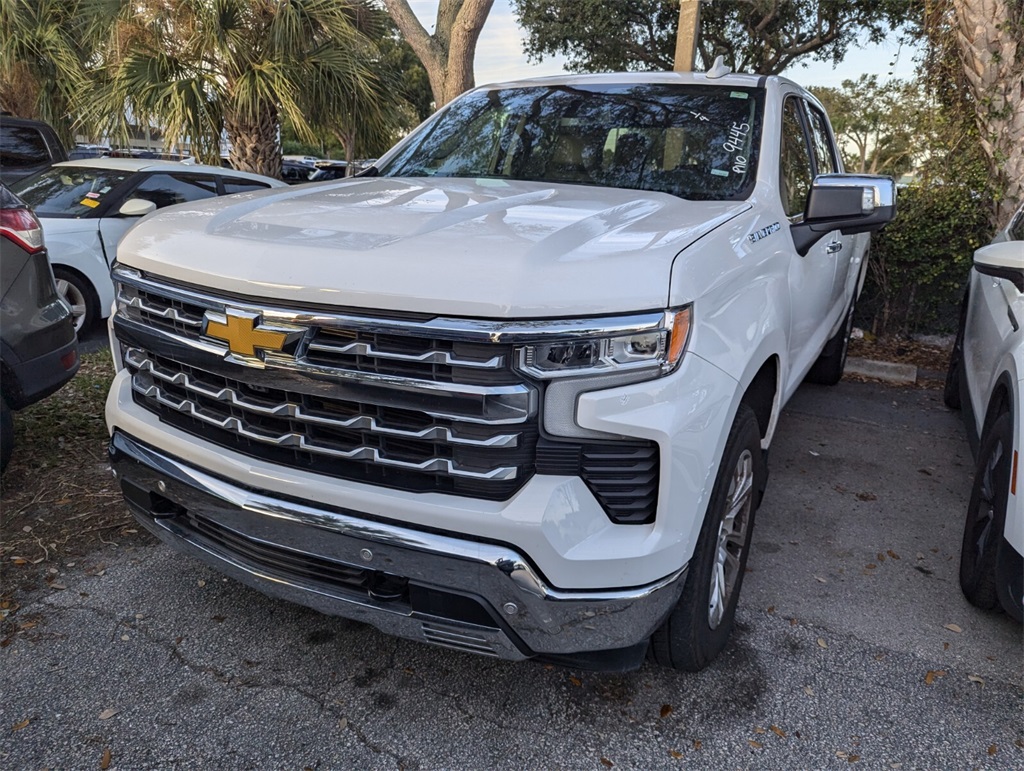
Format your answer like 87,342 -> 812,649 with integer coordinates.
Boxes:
110,431 -> 687,664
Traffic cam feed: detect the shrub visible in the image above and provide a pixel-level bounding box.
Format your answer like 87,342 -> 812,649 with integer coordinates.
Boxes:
856,184 -> 994,337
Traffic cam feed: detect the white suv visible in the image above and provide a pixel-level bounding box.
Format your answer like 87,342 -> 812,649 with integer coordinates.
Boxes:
105,70 -> 895,670
945,202 -> 1024,622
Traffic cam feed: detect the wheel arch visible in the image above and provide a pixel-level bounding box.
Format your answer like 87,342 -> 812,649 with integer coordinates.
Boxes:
739,355 -> 779,447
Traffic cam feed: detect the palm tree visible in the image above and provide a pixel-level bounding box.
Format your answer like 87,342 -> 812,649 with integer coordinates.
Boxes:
90,0 -> 385,177
0,0 -> 112,144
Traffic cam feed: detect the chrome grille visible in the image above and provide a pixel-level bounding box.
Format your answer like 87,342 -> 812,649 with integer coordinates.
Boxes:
114,271 -> 539,500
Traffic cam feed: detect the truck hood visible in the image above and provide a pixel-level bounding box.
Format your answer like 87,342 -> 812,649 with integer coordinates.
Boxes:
118,177 -> 749,318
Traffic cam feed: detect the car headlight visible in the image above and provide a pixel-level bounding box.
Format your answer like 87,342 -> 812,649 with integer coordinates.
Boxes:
516,307 -> 692,380
516,307 -> 692,440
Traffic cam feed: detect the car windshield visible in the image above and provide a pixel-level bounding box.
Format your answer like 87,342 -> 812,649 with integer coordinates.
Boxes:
11,167 -> 132,218
378,83 -> 764,201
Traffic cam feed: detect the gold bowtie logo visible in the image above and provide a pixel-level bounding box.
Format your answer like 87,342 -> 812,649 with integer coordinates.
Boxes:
204,309 -> 299,358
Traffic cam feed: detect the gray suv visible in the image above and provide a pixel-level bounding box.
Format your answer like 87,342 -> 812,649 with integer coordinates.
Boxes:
0,116 -> 69,186
0,184 -> 78,471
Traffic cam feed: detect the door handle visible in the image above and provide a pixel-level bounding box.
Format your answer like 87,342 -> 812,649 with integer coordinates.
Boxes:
826,240 -> 843,254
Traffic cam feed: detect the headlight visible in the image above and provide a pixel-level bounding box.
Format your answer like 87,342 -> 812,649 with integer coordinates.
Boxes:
516,307 -> 692,380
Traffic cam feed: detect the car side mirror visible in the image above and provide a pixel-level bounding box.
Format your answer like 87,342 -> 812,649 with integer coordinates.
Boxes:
791,174 -> 897,256
974,241 -> 1024,292
118,198 -> 157,217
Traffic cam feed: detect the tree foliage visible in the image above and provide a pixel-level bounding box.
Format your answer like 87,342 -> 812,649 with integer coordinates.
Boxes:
810,76 -> 928,176
512,0 -> 914,74
87,0 -> 385,176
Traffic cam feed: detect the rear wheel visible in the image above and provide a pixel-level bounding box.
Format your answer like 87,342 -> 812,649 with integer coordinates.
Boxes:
806,299 -> 855,386
53,267 -> 98,334
959,412 -> 1011,611
650,405 -> 764,671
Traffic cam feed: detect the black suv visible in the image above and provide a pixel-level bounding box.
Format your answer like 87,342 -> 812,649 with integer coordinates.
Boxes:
0,116 -> 69,186
0,184 -> 79,472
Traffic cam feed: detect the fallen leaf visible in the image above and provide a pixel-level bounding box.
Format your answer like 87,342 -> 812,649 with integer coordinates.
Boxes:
211,615 -> 226,623
693,740 -> 702,750
338,718 -> 348,730
568,675 -> 582,687
748,740 -> 763,749
1014,739 -> 1024,749
837,750 -> 849,759
120,634 -> 129,641
916,552 -> 925,560
98,708 -> 119,720
197,579 -> 206,587
660,704 -> 673,718
887,550 -> 901,560
12,559 -> 26,566
814,575 -> 827,583
865,564 -> 877,570
669,750 -> 683,759
930,548 -> 939,554
856,492 -> 877,501
924,670 -> 946,685
877,553 -> 886,562
848,755 -> 861,763
968,675 -> 985,687
918,468 -> 933,476
600,758 -> 614,768
766,605 -> 775,614
790,618 -> 798,626
874,653 -> 885,661
988,745 -> 997,756
754,726 -> 766,734
803,686 -> 815,696
771,725 -> 787,738
943,623 -> 962,634
12,718 -> 29,732
817,638 -> 828,649
914,565 -> 934,576
943,642 -> 949,651
809,450 -> 820,457
18,621 -> 37,630
100,748 -> 112,770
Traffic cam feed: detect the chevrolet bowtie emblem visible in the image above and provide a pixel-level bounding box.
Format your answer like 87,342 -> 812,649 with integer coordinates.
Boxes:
203,309 -> 302,358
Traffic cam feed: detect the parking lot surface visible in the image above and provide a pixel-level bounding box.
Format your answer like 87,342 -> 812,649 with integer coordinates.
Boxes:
1,379 -> 1021,769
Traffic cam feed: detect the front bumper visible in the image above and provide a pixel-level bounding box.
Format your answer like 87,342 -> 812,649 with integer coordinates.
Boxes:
110,430 -> 687,663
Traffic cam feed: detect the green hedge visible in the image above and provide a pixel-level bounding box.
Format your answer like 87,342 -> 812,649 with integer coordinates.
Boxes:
856,185 -> 994,337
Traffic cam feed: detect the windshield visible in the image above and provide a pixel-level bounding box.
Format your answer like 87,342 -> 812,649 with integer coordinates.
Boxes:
11,167 -> 132,218
378,84 -> 764,201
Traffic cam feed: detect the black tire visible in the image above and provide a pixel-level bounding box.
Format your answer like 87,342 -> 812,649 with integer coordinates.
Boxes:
943,295 -> 968,410
1,398 -> 13,474
53,267 -> 99,335
650,404 -> 764,671
805,299 -> 855,386
959,412 -> 1011,611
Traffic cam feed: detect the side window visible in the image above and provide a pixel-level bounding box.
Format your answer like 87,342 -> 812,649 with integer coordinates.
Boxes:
780,98 -> 813,218
0,126 -> 49,168
1009,207 -> 1024,241
128,173 -> 219,210
805,104 -> 838,175
222,177 -> 272,194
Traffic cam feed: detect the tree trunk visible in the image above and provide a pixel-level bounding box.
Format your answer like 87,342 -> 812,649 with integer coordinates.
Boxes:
951,0 -> 1024,226
225,104 -> 281,179
382,0 -> 495,108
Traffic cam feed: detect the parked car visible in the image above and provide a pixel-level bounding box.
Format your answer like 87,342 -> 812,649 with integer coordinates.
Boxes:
308,160 -> 350,182
281,160 -> 315,184
10,158 -> 287,332
0,184 -> 79,472
945,201 -> 1024,622
0,116 -> 68,186
106,68 -> 895,671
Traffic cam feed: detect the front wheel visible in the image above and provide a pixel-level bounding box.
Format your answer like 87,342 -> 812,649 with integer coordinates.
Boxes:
959,412 -> 1011,611
649,404 -> 764,671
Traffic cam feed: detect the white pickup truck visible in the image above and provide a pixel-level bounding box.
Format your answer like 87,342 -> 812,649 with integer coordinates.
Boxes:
106,69 -> 895,671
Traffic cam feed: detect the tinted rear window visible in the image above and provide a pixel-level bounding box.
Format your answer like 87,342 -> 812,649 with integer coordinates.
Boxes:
1,126 -> 51,169
378,84 -> 765,201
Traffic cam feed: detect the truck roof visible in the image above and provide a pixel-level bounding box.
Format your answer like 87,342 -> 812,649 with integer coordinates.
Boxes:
475,70 -> 802,93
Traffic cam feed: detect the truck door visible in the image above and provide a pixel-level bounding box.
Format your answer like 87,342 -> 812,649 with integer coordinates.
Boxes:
803,101 -> 858,310
780,95 -> 838,384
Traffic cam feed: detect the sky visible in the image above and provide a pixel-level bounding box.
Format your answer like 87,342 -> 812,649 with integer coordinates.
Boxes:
406,0 -> 919,89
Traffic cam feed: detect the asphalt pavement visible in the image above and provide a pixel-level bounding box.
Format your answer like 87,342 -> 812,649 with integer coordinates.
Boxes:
1,378 -> 1021,769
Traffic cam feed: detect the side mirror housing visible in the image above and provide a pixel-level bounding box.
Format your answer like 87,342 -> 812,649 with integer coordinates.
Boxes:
974,241 -> 1024,292
791,174 -> 897,255
118,198 -> 157,217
